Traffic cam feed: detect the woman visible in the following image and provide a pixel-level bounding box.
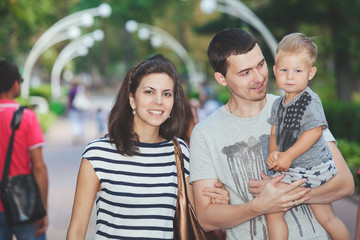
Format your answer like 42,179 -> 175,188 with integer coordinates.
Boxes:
67,55 -> 228,239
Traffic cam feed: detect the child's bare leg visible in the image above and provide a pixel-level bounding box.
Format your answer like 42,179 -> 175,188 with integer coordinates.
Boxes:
311,203 -> 350,240
266,212 -> 287,240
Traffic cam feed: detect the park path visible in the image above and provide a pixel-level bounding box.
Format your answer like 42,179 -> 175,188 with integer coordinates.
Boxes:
43,116 -> 97,239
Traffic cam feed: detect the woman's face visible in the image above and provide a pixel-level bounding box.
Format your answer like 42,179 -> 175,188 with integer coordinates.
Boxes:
129,73 -> 174,131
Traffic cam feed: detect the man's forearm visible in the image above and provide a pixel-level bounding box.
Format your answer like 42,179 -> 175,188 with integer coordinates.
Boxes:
30,147 -> 49,209
196,175 -> 311,231
306,141 -> 354,204
198,200 -> 261,231
33,165 -> 49,209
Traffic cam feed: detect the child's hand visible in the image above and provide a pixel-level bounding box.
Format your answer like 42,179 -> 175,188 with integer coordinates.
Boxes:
267,151 -> 279,170
272,152 -> 292,172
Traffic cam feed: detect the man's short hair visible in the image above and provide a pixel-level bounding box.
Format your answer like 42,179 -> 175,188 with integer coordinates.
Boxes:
0,60 -> 21,94
207,28 -> 258,76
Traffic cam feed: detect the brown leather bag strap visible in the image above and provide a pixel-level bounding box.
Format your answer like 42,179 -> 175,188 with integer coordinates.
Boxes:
172,137 -> 186,196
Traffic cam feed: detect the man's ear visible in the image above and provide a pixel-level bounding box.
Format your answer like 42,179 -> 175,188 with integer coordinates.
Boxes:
214,72 -> 227,86
309,66 -> 317,81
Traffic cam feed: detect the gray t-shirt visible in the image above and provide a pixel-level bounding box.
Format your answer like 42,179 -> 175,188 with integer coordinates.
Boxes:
190,94 -> 333,240
268,87 -> 337,187
268,87 -> 332,168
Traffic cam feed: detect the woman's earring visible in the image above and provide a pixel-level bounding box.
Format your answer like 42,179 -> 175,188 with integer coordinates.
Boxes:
132,108 -> 136,115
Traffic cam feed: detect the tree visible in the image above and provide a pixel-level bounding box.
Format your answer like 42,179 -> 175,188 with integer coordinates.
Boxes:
255,0 -> 360,102
0,0 -> 77,63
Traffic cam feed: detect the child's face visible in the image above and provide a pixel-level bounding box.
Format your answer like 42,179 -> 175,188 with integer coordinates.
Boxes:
273,52 -> 316,98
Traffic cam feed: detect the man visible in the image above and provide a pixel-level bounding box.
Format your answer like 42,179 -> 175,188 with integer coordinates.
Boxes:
190,28 -> 354,239
0,60 -> 49,240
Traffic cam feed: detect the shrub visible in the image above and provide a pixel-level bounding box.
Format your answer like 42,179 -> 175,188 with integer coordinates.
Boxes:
323,101 -> 360,143
337,138 -> 360,193
50,100 -> 66,116
36,111 -> 58,133
29,84 -> 52,101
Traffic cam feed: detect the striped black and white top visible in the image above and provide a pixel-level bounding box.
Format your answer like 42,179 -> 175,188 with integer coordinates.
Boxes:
83,137 -> 190,240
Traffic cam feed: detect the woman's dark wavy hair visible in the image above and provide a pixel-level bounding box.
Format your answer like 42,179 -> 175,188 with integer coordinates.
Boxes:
107,54 -> 186,156
207,28 -> 258,77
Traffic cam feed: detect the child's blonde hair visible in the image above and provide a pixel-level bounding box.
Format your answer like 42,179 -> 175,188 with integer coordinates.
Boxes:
275,33 -> 318,67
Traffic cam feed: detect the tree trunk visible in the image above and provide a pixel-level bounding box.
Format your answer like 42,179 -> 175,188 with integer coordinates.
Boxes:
334,51 -> 355,102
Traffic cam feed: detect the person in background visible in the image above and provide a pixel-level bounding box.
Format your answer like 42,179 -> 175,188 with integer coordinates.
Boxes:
179,98 -> 198,146
67,80 -> 91,144
196,84 -> 221,122
181,97 -> 227,240
66,55 -> 229,239
265,32 -> 350,240
190,28 -> 354,240
0,60 -> 49,240
95,107 -> 107,137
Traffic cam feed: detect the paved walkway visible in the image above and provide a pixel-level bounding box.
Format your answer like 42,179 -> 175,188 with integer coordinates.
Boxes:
43,117 -> 359,239
43,116 -> 98,239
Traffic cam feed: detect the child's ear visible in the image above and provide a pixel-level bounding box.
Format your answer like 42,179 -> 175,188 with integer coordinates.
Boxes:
309,66 -> 317,80
273,65 -> 277,77
214,72 -> 227,86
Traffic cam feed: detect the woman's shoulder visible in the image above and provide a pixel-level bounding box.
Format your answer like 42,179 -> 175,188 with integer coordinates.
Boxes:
83,136 -> 115,154
87,136 -> 111,146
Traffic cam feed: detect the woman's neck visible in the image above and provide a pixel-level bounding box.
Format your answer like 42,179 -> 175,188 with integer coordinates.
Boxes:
133,125 -> 165,143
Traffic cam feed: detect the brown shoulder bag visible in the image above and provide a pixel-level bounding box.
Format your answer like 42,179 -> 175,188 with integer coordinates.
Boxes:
172,138 -> 206,240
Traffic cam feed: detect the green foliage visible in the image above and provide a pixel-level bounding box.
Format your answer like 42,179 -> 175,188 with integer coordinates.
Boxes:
0,0 -> 68,60
49,100 -> 66,116
216,87 -> 231,104
323,101 -> 360,143
29,84 -> 52,101
188,89 -> 199,100
36,111 -> 58,133
337,139 -> 360,193
254,0 -> 360,102
15,96 -> 59,132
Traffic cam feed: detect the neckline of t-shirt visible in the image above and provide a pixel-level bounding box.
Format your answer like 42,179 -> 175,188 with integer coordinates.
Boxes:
221,94 -> 275,121
281,87 -> 310,107
132,139 -> 172,147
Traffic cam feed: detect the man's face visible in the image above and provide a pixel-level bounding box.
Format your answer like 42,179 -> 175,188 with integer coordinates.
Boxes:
223,44 -> 268,102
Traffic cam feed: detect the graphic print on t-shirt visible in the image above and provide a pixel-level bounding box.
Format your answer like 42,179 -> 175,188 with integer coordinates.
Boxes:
221,136 -> 268,239
221,133 -> 320,239
276,91 -> 312,153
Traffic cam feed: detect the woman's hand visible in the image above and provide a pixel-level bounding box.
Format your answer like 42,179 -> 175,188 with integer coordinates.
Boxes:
202,181 -> 229,204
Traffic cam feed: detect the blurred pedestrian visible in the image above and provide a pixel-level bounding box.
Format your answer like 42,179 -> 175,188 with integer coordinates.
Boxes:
67,79 -> 91,144
95,107 -> 107,137
0,60 -> 49,240
178,98 -> 197,145
66,55 -> 229,239
196,84 -> 221,122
